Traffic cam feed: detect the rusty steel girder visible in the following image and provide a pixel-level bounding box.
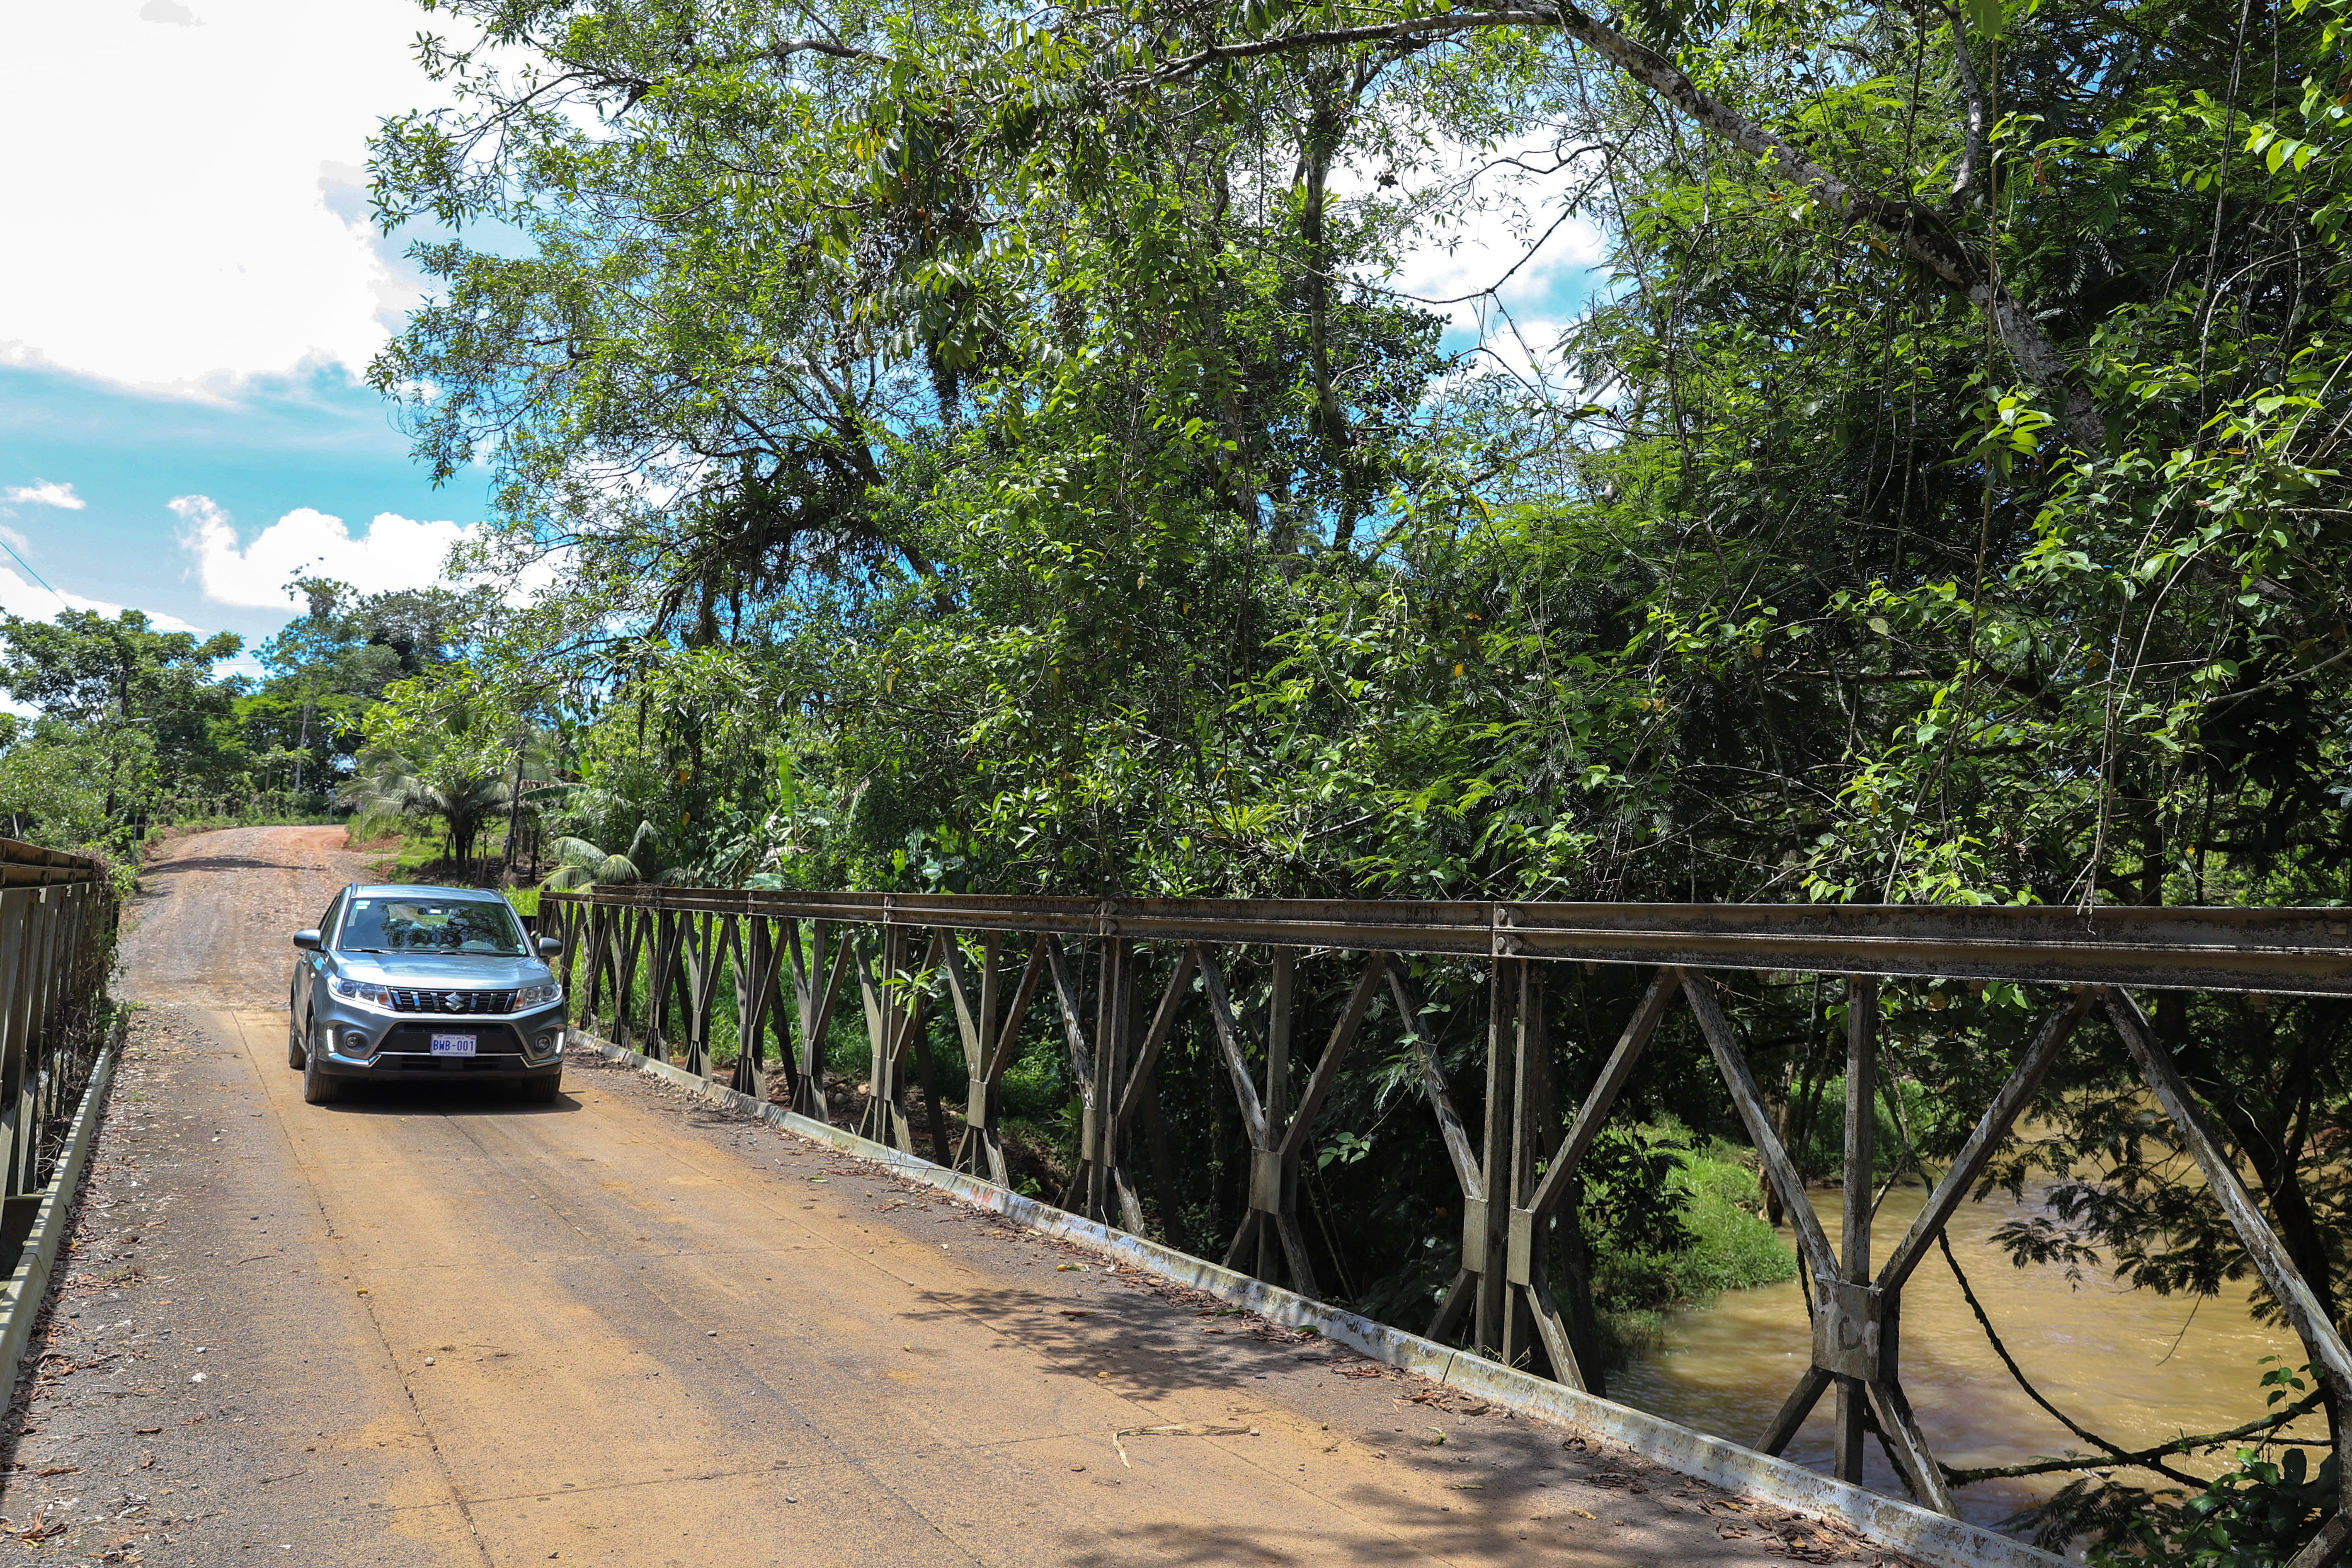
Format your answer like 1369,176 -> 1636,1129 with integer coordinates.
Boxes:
555,888 -> 2352,994
537,886 -> 2352,1556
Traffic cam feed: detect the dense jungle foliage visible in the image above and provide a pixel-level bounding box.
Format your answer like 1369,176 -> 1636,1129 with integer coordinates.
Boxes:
356,0 -> 2352,1547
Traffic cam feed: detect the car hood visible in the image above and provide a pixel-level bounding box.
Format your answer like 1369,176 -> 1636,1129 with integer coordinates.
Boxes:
335,954 -> 553,988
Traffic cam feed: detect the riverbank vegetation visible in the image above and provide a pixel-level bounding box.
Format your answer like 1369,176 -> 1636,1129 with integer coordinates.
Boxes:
1584,1121 -> 1800,1360
367,0 -> 2352,1547
10,0 -> 2352,1549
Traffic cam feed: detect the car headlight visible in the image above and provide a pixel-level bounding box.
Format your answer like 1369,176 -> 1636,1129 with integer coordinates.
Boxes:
329,977 -> 393,1008
515,982 -> 563,1008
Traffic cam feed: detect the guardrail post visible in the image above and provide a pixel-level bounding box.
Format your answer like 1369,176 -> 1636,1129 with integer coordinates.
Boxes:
730,913 -> 782,1100
1836,975 -> 1876,1483
0,892 -> 28,1193
1088,937 -> 1130,1225
1502,960 -> 1546,1373
1255,949 -> 1291,1281
947,935 -> 1047,1186
858,927 -> 898,1148
19,890 -> 58,1195
785,919 -> 850,1122
613,907 -> 646,1054
1473,958 -> 1518,1359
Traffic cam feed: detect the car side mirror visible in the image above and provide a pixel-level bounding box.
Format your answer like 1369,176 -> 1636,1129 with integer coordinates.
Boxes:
536,935 -> 564,957
293,929 -> 322,952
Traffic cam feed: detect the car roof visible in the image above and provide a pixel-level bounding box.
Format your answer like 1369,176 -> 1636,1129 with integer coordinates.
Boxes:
350,885 -> 513,902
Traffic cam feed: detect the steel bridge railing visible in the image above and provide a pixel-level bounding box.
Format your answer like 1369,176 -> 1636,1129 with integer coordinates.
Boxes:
0,839 -> 115,1209
539,887 -> 2352,1553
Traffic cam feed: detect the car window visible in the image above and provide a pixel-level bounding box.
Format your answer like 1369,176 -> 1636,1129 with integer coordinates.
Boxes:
337,897 -> 527,957
317,892 -> 343,934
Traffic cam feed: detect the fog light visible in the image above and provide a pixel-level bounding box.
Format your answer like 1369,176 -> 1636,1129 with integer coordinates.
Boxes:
535,1032 -> 559,1055
341,1030 -> 373,1057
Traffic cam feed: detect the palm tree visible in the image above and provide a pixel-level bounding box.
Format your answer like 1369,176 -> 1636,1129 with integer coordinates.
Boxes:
340,748 -> 513,875
540,819 -> 662,891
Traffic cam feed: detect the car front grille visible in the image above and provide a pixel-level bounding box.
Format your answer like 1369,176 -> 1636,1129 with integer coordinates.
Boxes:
387,989 -> 519,1015
379,1025 -> 528,1058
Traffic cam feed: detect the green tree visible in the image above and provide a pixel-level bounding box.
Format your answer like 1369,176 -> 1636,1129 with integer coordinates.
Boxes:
364,0 -> 2352,1541
0,609 -> 247,839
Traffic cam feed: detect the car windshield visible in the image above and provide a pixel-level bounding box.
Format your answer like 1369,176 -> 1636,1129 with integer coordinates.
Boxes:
337,897 -> 526,957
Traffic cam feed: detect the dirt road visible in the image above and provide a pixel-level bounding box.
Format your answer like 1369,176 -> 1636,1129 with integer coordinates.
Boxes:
0,826 -> 1890,1565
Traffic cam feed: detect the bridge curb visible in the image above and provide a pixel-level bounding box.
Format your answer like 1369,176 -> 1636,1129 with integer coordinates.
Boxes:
576,1032 -> 2065,1568
0,1026 -> 121,1404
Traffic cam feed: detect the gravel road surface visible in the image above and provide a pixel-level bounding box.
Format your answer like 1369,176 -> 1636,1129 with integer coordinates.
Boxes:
0,826 -> 1906,1566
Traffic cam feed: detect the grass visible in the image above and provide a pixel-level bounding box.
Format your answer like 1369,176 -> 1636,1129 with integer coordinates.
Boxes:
1589,1125 -> 1798,1366
1789,1074 -> 1938,1178
355,828 -> 549,898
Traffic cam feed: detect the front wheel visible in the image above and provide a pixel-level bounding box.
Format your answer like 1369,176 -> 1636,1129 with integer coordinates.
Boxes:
521,1074 -> 562,1105
301,1023 -> 339,1105
288,1014 -> 306,1070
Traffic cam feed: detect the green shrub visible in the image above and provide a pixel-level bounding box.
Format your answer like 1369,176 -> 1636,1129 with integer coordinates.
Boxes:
1787,1076 -> 1938,1180
1586,1123 -> 1796,1360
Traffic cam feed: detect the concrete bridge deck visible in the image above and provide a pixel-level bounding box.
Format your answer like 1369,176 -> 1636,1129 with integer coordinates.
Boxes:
0,827 -> 1901,1565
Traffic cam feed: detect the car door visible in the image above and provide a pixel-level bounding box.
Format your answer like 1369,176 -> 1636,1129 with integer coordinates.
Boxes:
296,891 -> 344,1037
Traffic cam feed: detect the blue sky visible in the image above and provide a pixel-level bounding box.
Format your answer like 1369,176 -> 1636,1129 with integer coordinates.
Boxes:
0,0 -> 492,676
0,360 -> 489,659
0,1 -> 1603,683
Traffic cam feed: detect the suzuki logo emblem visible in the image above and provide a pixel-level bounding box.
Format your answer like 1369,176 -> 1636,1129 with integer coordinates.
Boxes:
444,992 -> 462,1011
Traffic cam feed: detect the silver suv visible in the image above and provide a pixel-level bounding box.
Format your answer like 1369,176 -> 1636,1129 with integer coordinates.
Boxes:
289,884 -> 567,1105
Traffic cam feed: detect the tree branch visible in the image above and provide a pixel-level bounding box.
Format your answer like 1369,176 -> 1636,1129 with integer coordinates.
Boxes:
1936,0 -> 1992,212
1943,1389 -> 2330,1484
1124,1 -> 2105,451
767,36 -> 876,63
1936,1231 -> 2208,1487
1132,11 -> 1559,81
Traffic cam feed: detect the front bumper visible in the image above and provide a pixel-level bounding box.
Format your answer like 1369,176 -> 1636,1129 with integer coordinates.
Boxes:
311,997 -> 568,1083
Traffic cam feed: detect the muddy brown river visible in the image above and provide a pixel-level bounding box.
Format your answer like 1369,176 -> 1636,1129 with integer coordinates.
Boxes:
1611,1179 -> 2322,1532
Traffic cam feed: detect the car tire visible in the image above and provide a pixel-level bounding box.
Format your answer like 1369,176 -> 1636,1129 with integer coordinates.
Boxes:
288,1015 -> 306,1070
521,1074 -> 561,1105
301,1023 -> 339,1106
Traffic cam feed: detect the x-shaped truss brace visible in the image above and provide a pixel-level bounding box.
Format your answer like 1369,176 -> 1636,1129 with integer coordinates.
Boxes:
1474,963 -> 2352,1539
941,933 -> 1048,1185
1200,947 -> 1387,1297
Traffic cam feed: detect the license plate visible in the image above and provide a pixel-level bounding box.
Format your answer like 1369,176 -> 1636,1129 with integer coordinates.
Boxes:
429,1034 -> 477,1057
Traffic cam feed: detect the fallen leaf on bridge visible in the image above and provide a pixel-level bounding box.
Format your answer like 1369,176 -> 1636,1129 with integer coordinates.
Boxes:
15,1511 -> 66,1541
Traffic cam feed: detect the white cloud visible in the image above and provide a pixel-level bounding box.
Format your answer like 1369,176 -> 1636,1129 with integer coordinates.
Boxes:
1381,209 -> 1606,328
173,494 -> 473,608
0,566 -> 203,634
1,481 -> 84,510
0,1 -> 448,390
1336,135 -> 1609,383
